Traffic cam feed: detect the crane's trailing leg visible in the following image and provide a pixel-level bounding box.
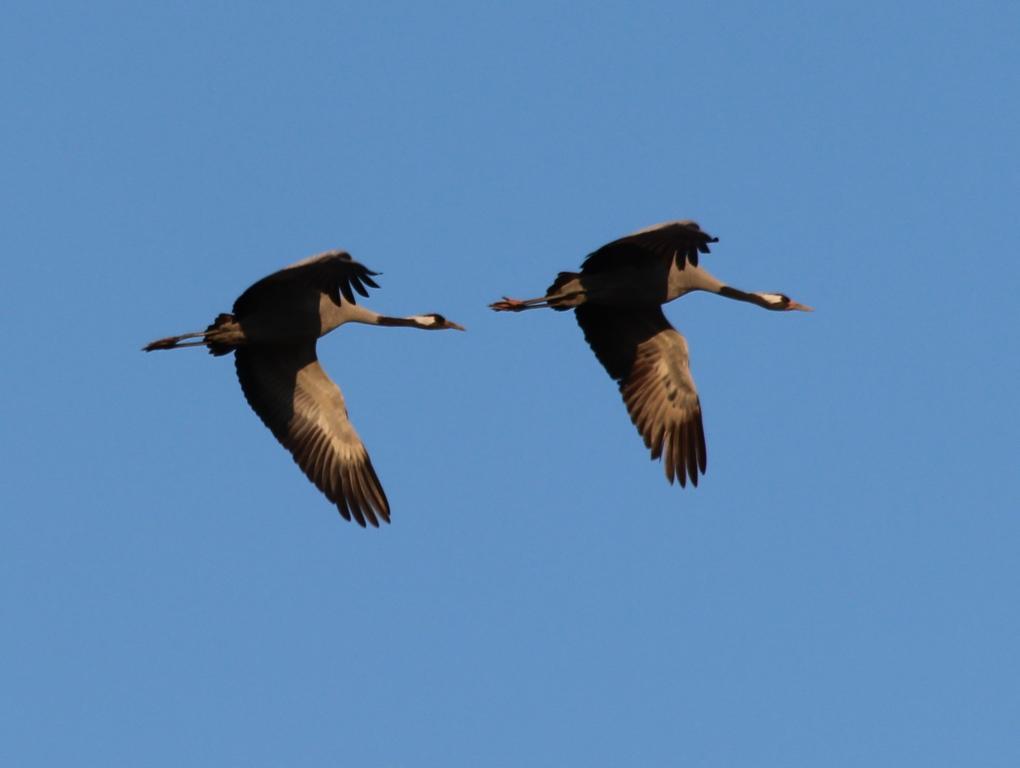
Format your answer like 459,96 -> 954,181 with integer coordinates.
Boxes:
142,331 -> 209,351
490,289 -> 586,312
143,313 -> 243,354
490,295 -> 550,312
491,270 -> 586,312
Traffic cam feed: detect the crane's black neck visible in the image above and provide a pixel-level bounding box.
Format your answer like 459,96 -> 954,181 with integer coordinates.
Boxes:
376,315 -> 421,328
718,285 -> 774,310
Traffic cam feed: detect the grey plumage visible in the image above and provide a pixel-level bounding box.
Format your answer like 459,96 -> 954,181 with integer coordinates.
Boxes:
491,220 -> 811,488
144,250 -> 464,526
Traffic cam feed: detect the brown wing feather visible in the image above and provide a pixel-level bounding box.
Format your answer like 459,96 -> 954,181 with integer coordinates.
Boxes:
576,305 -> 707,487
234,342 -> 390,526
580,220 -> 718,274
232,251 -> 381,318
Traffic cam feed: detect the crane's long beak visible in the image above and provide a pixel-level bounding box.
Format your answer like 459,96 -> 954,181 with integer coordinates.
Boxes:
789,301 -> 814,312
447,321 -> 467,331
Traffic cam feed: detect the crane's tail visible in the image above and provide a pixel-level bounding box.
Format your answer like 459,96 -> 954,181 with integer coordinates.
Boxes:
545,272 -> 584,311
203,313 -> 238,356
142,313 -> 240,356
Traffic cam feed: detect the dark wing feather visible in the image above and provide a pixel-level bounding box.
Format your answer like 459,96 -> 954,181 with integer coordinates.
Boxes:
576,305 -> 707,487
234,342 -> 390,526
580,220 -> 718,274
233,250 -> 381,317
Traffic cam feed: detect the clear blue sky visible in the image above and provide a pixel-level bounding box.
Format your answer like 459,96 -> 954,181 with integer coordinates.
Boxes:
2,1 -> 1018,765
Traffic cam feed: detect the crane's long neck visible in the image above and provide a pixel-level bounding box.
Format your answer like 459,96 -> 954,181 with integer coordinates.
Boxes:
376,314 -> 437,328
716,285 -> 782,309
328,301 -> 438,330
682,268 -> 789,310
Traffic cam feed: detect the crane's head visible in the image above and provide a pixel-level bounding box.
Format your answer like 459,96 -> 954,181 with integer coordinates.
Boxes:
756,293 -> 814,312
409,313 -> 466,331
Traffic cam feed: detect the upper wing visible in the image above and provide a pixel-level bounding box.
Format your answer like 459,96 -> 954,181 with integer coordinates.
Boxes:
234,341 -> 390,526
580,220 -> 719,274
575,304 -> 707,487
233,250 -> 381,317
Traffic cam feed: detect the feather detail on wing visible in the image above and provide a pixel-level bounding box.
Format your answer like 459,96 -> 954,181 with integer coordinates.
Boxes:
580,220 -> 718,274
576,305 -> 707,487
234,342 -> 390,526
233,250 -> 381,317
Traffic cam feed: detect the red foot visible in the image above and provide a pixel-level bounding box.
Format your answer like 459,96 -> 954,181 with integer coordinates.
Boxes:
489,296 -> 528,312
143,336 -> 179,351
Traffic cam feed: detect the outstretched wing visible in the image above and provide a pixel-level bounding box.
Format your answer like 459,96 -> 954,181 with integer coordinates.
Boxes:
575,304 -> 707,487
580,220 -> 718,274
233,250 -> 381,317
234,341 -> 390,526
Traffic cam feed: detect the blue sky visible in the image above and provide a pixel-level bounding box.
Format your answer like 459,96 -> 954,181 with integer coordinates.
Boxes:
2,1 -> 1018,765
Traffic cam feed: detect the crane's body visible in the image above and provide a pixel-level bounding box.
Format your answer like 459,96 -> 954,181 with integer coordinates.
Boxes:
144,249 -> 463,527
538,259 -> 728,310
491,220 -> 811,488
